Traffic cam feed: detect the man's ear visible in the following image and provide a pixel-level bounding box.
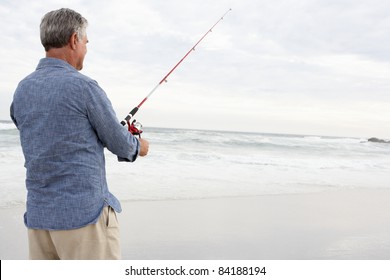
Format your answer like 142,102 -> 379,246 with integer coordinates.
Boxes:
69,32 -> 78,50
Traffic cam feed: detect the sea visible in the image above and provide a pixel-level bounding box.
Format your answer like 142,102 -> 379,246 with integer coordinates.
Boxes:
1,120 -> 390,208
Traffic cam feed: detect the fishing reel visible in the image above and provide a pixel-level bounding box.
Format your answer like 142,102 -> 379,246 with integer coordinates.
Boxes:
127,119 -> 143,137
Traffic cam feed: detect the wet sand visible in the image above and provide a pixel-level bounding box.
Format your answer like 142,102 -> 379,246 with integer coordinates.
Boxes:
1,189 -> 390,259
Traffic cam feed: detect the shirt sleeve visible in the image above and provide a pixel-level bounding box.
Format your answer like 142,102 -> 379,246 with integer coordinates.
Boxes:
84,79 -> 139,162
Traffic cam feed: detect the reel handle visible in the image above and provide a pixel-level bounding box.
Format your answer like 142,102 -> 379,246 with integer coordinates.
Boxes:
127,120 -> 143,137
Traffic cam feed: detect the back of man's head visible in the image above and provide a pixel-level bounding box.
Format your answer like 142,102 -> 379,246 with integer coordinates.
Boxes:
40,8 -> 88,51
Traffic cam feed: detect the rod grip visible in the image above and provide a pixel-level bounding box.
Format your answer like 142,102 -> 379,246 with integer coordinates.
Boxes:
120,106 -> 139,126
129,106 -> 139,117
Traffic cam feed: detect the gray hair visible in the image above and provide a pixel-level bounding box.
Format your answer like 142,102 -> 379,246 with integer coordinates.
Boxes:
40,8 -> 88,51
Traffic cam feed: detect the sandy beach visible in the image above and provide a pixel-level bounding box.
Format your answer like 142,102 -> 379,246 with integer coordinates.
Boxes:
1,189 -> 390,260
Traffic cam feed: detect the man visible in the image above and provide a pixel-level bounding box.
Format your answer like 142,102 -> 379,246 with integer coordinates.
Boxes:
10,8 -> 149,259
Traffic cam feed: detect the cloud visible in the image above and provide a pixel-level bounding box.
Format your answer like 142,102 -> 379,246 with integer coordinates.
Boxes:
1,0 -> 390,138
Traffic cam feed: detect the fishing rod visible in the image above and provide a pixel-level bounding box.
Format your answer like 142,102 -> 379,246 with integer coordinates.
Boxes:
121,8 -> 232,135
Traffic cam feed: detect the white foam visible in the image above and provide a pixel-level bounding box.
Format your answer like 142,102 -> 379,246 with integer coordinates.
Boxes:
0,122 -> 16,131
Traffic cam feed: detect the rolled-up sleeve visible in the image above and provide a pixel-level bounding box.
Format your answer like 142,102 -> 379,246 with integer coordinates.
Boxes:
84,80 -> 139,162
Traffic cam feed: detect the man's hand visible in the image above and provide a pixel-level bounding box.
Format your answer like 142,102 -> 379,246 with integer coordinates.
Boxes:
138,138 -> 149,157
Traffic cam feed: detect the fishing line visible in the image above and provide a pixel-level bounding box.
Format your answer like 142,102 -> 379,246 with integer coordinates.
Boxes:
120,8 -> 232,134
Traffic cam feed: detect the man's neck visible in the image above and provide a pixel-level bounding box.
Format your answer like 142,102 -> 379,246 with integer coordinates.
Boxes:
46,47 -> 75,69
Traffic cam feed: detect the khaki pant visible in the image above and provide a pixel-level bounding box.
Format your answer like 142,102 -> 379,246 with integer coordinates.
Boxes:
28,206 -> 121,260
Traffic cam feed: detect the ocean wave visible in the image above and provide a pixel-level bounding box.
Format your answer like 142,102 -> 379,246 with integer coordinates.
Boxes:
149,128 -> 366,148
0,199 -> 25,209
2,126 -> 390,207
0,121 -> 16,131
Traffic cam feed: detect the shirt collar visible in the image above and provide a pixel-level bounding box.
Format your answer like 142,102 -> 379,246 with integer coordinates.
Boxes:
36,57 -> 77,72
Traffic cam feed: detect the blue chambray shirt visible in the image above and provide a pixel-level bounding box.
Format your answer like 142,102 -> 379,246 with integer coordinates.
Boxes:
10,58 -> 140,230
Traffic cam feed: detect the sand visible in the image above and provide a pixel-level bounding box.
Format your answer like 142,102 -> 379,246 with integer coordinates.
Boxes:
1,189 -> 390,260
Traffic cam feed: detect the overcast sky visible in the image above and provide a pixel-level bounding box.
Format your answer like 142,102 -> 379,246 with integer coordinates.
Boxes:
1,0 -> 390,138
